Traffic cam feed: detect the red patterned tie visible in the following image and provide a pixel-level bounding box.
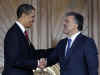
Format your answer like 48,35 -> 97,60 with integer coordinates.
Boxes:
24,31 -> 29,40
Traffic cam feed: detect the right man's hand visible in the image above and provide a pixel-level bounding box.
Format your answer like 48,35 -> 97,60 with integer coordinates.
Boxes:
37,58 -> 47,69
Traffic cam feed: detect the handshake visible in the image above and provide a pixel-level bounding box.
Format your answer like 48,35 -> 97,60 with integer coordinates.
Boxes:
37,58 -> 47,69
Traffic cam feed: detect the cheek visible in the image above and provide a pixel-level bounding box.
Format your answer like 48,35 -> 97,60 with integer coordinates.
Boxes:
68,23 -> 74,29
69,26 -> 73,29
29,20 -> 34,25
30,18 -> 34,22
28,19 -> 32,23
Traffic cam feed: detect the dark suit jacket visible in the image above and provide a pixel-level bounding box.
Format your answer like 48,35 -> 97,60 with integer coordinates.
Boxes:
47,33 -> 98,75
2,23 -> 37,75
36,48 -> 55,59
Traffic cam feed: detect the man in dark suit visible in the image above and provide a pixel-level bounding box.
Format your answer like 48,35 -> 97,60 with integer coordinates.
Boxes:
39,12 -> 98,75
2,4 -> 38,75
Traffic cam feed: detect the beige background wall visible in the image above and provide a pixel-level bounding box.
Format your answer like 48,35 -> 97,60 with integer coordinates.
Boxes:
0,0 -> 100,75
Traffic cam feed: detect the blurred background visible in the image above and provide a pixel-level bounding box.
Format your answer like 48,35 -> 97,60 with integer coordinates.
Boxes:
0,0 -> 100,75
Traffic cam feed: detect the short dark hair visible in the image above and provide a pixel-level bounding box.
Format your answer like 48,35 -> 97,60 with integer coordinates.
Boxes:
17,4 -> 35,18
66,12 -> 84,31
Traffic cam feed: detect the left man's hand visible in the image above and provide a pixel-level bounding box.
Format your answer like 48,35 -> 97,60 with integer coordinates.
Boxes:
37,58 -> 47,69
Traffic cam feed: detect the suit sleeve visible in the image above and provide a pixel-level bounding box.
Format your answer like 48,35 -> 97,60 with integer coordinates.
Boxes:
47,40 -> 63,66
47,49 -> 58,66
84,38 -> 98,75
4,31 -> 37,70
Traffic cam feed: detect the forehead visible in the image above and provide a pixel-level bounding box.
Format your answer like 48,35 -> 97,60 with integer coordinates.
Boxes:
64,16 -> 75,22
28,10 -> 35,16
65,15 -> 75,20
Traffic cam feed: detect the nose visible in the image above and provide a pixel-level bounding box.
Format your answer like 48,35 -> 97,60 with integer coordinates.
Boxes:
63,21 -> 67,25
64,24 -> 66,27
63,20 -> 67,25
32,20 -> 34,23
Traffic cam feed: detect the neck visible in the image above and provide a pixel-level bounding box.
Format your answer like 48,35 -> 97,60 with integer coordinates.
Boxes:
17,18 -> 26,28
68,29 -> 79,37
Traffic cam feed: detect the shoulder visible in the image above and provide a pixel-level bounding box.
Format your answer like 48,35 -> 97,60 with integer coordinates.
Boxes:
5,23 -> 18,39
80,34 -> 96,47
8,23 -> 18,32
82,34 -> 94,41
78,33 -> 94,42
56,38 -> 67,46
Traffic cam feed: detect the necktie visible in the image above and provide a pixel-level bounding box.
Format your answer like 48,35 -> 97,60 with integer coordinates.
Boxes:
65,38 -> 72,56
24,31 -> 29,40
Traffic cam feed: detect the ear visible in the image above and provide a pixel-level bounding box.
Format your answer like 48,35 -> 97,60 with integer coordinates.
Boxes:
21,13 -> 26,18
74,24 -> 78,28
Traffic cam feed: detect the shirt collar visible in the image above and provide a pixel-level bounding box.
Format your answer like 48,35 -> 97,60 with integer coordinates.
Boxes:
68,32 -> 80,47
16,21 -> 25,33
70,32 -> 80,41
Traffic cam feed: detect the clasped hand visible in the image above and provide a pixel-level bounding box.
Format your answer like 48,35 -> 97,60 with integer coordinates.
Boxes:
37,58 -> 47,69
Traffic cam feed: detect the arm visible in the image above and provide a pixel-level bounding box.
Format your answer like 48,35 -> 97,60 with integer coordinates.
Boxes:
47,48 -> 59,66
47,40 -> 63,67
84,38 -> 98,75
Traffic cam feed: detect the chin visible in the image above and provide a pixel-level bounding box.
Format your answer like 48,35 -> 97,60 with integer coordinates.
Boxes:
63,31 -> 69,35
63,30 -> 67,34
28,24 -> 33,27
26,26 -> 31,28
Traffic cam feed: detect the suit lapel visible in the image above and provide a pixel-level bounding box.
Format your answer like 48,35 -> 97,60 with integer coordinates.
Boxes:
65,34 -> 83,60
66,34 -> 82,60
15,23 -> 30,46
60,34 -> 83,69
62,38 -> 68,56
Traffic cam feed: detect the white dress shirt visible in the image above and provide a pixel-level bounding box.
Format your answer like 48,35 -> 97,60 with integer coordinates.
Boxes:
16,21 -> 25,33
